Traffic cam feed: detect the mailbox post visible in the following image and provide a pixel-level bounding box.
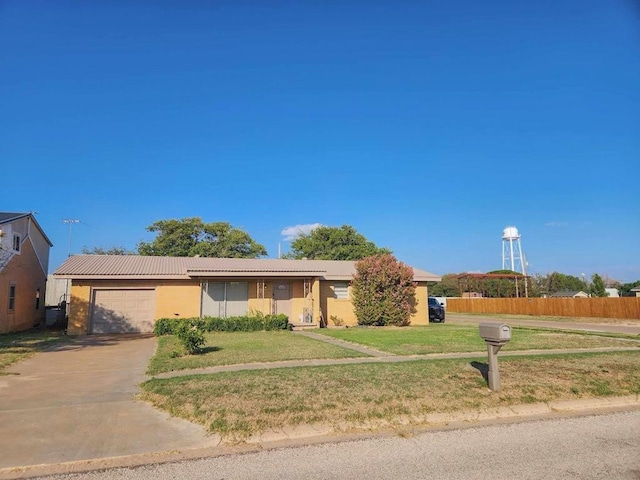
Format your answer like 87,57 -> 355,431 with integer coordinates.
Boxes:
478,322 -> 511,392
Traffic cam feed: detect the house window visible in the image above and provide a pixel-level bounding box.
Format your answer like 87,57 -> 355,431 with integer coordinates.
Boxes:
201,281 -> 249,318
334,282 -> 349,299
35,288 -> 41,310
12,234 -> 21,253
8,285 -> 16,311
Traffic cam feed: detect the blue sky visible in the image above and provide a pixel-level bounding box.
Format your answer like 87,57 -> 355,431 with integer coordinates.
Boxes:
2,1 -> 639,282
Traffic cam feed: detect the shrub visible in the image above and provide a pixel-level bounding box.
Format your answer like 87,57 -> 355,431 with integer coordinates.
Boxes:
153,314 -> 290,336
263,314 -> 289,331
351,254 -> 417,326
175,320 -> 206,355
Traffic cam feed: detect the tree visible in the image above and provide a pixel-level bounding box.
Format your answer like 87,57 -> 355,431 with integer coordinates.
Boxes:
351,254 -> 416,326
545,272 -> 587,294
589,273 -> 607,297
619,280 -> 640,297
81,246 -> 134,255
428,273 -> 460,297
137,218 -> 267,258
284,225 -> 390,261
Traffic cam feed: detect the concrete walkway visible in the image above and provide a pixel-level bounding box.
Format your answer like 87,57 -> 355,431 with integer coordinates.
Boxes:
0,335 -> 219,472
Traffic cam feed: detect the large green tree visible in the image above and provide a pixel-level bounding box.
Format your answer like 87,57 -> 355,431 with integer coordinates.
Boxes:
545,272 -> 587,294
137,218 -> 267,258
351,254 -> 416,326
284,225 -> 390,261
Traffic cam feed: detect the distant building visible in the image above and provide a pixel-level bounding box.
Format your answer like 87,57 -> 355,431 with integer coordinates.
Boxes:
0,212 -> 52,333
549,290 -> 589,298
604,288 -> 619,298
462,292 -> 483,298
631,286 -> 640,298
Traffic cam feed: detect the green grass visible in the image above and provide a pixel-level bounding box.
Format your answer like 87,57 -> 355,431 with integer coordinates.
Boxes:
139,350 -> 640,443
0,330 -> 70,373
147,330 -> 370,375
313,325 -> 640,355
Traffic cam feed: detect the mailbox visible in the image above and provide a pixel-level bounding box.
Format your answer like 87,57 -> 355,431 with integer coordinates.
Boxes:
478,322 -> 512,392
479,322 -> 511,344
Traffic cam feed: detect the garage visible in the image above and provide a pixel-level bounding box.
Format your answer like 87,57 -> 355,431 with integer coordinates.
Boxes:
90,289 -> 156,333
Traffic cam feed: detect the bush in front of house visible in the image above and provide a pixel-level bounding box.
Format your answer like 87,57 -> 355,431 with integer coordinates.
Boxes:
351,253 -> 417,327
175,320 -> 207,355
153,314 -> 289,336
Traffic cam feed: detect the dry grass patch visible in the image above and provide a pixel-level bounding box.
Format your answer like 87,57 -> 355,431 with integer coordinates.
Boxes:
0,330 -> 70,373
315,325 -> 640,355
147,331 -> 370,375
140,351 -> 640,443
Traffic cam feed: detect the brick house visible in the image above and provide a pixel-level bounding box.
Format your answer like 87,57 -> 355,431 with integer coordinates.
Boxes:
0,213 -> 52,333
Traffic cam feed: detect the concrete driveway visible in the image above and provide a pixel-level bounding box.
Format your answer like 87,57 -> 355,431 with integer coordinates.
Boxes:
0,334 -> 219,471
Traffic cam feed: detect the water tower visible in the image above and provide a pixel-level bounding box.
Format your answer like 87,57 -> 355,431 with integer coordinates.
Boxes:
502,226 -> 527,275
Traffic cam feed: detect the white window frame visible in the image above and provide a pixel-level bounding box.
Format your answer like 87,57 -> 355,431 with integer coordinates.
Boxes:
8,284 -> 16,312
12,234 -> 21,253
334,281 -> 349,299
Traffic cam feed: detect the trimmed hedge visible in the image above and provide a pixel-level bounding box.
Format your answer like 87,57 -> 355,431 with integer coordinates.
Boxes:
153,314 -> 290,336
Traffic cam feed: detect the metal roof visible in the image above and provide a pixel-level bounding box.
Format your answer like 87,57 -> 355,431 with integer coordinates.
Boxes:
53,255 -> 441,282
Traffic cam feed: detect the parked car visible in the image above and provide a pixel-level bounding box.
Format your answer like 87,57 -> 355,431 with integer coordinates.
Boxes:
428,296 -> 445,322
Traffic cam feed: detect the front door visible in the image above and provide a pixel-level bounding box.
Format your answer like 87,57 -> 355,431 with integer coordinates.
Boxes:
273,282 -> 292,320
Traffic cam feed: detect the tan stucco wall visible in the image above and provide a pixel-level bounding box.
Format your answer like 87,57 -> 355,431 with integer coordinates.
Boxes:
0,239 -> 47,334
67,280 -> 201,335
68,285 -> 91,335
411,281 -> 429,326
322,280 -> 429,327
247,280 -> 274,315
321,281 -> 356,326
155,281 -> 201,318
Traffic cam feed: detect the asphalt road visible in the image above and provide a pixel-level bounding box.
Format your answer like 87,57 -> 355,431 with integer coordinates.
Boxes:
37,411 -> 640,480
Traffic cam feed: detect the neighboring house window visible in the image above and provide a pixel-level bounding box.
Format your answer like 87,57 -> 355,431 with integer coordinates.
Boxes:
35,288 -> 41,310
334,282 -> 349,299
12,234 -> 21,253
8,285 -> 16,311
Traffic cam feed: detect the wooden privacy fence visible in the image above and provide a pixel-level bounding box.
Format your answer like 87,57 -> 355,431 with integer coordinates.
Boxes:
447,297 -> 640,320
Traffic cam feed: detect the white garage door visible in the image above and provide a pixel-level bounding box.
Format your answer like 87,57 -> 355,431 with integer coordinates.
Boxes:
90,289 -> 156,333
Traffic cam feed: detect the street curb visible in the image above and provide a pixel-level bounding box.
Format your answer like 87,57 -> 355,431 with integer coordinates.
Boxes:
1,395 -> 638,480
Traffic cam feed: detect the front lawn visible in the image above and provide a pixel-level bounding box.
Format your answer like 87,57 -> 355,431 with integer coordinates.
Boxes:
0,330 -> 70,373
140,350 -> 640,443
313,325 -> 640,355
147,330 -> 370,375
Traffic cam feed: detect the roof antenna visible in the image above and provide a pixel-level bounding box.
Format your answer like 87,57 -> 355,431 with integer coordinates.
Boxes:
63,219 -> 80,257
